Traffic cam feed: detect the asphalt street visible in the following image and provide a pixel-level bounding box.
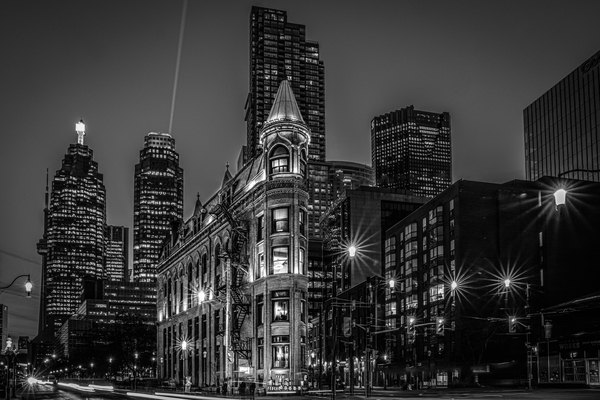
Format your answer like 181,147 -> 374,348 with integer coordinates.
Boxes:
16,384 -> 600,400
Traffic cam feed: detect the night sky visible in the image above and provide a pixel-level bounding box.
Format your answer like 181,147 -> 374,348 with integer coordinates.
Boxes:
2,0 -> 600,338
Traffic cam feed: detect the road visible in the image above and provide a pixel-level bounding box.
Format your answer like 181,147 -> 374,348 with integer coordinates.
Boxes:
17,384 -> 600,400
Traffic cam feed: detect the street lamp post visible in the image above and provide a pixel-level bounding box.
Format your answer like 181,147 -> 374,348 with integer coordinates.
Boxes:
0,275 -> 33,298
3,335 -> 17,400
134,353 -> 138,391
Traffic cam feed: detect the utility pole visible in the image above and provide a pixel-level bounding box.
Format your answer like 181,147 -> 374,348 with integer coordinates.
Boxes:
331,264 -> 337,400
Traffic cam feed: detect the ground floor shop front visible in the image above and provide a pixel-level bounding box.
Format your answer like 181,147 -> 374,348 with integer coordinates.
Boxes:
537,337 -> 600,387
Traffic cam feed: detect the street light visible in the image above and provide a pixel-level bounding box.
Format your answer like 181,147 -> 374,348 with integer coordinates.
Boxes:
134,353 -> 138,391
0,274 -> 33,298
553,189 -> 567,208
348,245 -> 357,258
3,335 -> 18,399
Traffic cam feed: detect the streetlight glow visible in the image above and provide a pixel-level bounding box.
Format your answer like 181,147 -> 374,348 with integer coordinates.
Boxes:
504,278 -> 511,288
451,281 -> 458,290
554,188 -> 567,207
348,245 -> 357,258
389,278 -> 395,289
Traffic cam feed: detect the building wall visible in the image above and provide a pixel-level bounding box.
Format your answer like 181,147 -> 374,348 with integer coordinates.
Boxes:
524,49 -> 600,182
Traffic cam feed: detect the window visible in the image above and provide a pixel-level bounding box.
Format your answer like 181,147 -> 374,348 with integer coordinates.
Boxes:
299,209 -> 306,236
272,343 -> 290,368
273,299 -> 289,321
272,290 -> 289,321
300,150 -> 307,178
270,146 -> 289,174
257,338 -> 264,369
256,294 -> 264,326
257,252 -> 265,279
298,248 -> 305,274
257,214 -> 264,242
272,207 -> 289,233
271,246 -> 289,274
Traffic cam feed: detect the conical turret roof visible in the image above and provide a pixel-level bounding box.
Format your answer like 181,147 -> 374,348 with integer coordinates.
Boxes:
266,80 -> 305,124
221,162 -> 233,188
193,193 -> 203,216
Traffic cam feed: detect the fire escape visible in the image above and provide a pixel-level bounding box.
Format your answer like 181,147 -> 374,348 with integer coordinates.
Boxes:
210,201 -> 252,361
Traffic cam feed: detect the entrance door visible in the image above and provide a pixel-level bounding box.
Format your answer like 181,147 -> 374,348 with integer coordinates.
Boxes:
564,359 -> 586,382
589,360 -> 599,385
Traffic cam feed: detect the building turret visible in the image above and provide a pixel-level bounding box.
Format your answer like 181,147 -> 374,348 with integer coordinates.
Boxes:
260,80 -> 310,180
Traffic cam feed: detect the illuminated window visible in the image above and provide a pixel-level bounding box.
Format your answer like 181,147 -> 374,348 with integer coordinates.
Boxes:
270,146 -> 289,174
271,246 -> 289,274
272,292 -> 289,321
272,208 -> 289,233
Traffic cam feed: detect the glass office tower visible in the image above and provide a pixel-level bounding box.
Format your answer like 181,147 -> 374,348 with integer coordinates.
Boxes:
105,225 -> 129,281
371,106 -> 452,197
38,121 -> 106,331
133,132 -> 183,283
524,49 -> 600,182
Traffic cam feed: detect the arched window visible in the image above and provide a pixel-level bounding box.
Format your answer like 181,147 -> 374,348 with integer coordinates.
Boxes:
270,145 -> 289,174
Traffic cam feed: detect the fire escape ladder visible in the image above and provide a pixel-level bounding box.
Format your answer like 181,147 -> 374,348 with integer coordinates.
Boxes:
208,200 -> 251,360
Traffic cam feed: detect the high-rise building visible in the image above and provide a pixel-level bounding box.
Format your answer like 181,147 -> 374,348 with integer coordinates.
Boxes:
327,161 -> 374,201
0,305 -> 7,350
133,132 -> 183,283
246,6 -> 325,163
524,49 -> 600,182
105,225 -> 129,281
37,120 -> 106,332
371,106 -> 452,197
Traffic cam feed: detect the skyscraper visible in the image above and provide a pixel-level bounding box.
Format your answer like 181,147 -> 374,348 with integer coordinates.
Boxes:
37,120 -> 106,331
246,6 -> 327,239
246,6 -> 325,163
524,49 -> 600,182
0,305 -> 7,350
371,106 -> 452,197
133,132 -> 183,283
105,225 -> 129,281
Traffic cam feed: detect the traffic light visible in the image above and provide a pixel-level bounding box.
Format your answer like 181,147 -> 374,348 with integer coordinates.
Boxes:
508,316 -> 517,333
436,318 -> 444,335
407,317 -> 415,335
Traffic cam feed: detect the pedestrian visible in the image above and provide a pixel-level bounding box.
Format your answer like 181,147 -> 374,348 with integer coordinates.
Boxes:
239,381 -> 246,399
248,382 -> 256,399
222,381 -> 228,396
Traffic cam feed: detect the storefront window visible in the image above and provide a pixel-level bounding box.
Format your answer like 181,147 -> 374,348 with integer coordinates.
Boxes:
272,344 -> 290,368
